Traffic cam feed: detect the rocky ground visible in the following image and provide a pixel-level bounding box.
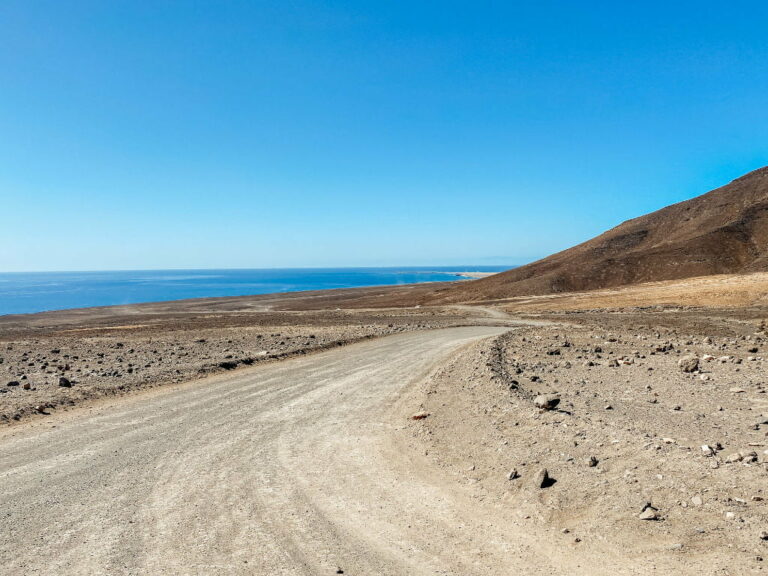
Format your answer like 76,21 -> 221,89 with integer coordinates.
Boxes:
404,310 -> 768,574
0,305 -> 473,424
4,281 -> 768,572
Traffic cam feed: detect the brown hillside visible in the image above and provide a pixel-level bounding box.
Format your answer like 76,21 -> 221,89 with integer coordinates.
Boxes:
437,166 -> 768,302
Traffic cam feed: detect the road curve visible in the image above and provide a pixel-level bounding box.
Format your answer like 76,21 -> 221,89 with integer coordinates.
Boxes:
0,326 -> 516,576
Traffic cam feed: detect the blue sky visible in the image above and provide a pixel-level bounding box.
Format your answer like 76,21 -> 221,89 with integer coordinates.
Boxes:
1,1 -> 767,272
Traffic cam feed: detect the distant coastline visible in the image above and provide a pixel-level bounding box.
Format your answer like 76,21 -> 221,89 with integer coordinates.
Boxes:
0,266 -> 512,316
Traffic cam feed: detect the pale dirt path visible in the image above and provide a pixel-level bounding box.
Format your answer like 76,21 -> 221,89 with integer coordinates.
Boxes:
0,326 -> 611,576
448,304 -> 557,326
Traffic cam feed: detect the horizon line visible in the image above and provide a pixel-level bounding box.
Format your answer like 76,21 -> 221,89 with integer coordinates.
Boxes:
0,263 -> 523,275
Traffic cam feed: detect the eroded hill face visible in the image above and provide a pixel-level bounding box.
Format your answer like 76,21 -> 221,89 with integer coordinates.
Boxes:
438,166 -> 768,302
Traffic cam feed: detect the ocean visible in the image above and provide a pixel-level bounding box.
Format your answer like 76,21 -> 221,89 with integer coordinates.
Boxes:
0,266 -> 510,316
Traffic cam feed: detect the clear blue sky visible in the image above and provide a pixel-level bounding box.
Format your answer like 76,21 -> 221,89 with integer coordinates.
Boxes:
2,1 -> 767,272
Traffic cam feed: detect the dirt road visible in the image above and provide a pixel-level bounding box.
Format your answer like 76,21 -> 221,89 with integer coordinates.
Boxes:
2,326 -> 539,576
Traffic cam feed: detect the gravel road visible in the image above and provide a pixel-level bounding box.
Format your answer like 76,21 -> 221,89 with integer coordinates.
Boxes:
0,326 -> 516,576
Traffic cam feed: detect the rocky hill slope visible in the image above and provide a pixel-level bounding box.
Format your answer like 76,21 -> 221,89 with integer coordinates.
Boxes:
439,166 -> 768,301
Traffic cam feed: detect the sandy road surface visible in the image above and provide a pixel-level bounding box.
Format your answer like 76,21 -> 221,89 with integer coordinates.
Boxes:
0,326 -> 576,576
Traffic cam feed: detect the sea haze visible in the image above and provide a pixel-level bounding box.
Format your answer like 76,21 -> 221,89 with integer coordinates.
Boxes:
0,267 -> 511,316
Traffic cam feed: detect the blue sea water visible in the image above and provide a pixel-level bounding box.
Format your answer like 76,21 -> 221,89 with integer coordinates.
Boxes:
0,267 -> 510,316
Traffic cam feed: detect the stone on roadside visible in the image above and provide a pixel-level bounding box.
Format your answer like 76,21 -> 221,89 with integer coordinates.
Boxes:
534,468 -> 553,488
534,395 -> 560,411
742,451 -> 758,463
639,504 -> 660,521
691,495 -> 703,506
678,355 -> 699,373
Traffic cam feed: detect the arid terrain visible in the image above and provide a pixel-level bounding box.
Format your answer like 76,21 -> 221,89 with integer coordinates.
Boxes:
432,166 -> 768,301
5,165 -> 768,573
1,273 -> 767,574
409,310 -> 768,574
0,301 -> 477,424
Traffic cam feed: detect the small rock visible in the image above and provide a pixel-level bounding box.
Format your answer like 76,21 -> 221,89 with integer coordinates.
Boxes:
534,395 -> 560,411
587,456 -> 598,467
411,411 -> 430,420
742,451 -> 758,463
534,468 -> 554,488
58,377 -> 72,388
639,507 -> 659,521
507,468 -> 519,480
678,355 -> 699,373
691,496 -> 703,506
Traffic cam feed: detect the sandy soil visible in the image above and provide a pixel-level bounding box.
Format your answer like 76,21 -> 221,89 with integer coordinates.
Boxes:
485,272 -> 768,313
409,315 -> 768,574
0,327 -> 512,575
1,277 -> 768,574
0,304 -> 477,424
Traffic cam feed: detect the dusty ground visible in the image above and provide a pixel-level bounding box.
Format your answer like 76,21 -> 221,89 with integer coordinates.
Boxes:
488,272 -> 768,313
0,327 -> 515,575
2,275 -> 768,573
0,303 -> 476,424
409,312 -> 768,574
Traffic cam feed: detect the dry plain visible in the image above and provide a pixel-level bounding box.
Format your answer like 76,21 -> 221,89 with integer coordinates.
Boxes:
1,275 -> 767,574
